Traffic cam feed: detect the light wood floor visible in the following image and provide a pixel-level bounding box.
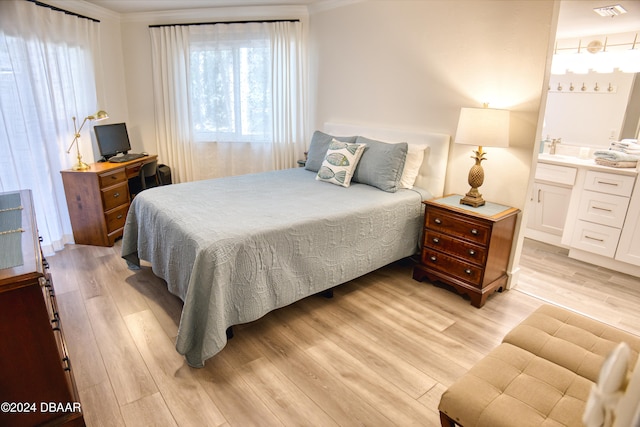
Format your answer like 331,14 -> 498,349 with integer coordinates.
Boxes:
48,238 -> 639,426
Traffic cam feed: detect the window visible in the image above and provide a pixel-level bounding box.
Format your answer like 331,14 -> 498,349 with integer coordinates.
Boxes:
190,30 -> 272,143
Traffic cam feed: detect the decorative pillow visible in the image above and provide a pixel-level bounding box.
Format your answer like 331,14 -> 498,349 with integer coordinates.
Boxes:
614,350 -> 640,427
352,136 -> 408,193
583,342 -> 631,427
316,139 -> 366,187
305,131 -> 357,172
400,144 -> 428,189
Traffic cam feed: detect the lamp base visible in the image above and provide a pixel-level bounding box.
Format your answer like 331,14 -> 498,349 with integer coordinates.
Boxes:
460,188 -> 485,207
72,161 -> 90,171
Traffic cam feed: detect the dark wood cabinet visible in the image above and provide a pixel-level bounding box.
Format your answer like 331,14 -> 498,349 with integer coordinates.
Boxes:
61,155 -> 157,246
0,190 -> 84,426
413,194 -> 519,308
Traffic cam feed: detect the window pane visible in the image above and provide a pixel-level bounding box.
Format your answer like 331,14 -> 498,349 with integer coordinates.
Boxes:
190,37 -> 271,143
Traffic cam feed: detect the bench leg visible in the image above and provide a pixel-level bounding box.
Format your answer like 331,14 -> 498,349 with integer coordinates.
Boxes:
439,411 -> 458,427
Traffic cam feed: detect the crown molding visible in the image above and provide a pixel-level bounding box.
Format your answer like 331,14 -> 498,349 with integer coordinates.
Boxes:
308,0 -> 365,14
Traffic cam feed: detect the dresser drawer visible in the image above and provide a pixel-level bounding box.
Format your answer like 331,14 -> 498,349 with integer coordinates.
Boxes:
583,170 -> 635,197
105,203 -> 129,234
101,182 -> 129,211
425,207 -> 490,246
571,219 -> 621,258
99,168 -> 127,188
421,248 -> 483,287
423,230 -> 487,266
578,190 -> 630,228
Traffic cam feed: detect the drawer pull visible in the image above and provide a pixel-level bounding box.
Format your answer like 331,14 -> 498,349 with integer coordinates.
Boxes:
468,249 -> 476,256
62,357 -> 71,372
592,206 -> 612,212
596,180 -> 618,187
113,192 -> 120,198
117,214 -> 124,219
434,218 -> 442,225
470,229 -> 478,235
464,268 -> 472,275
111,175 -> 118,180
585,235 -> 604,242
432,237 -> 440,244
42,258 -> 49,269
429,255 -> 437,262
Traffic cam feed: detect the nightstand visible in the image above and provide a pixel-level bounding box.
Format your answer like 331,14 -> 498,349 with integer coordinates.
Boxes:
413,194 -> 520,308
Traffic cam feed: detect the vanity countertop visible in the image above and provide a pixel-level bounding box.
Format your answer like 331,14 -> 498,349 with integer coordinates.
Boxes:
537,153 -> 639,176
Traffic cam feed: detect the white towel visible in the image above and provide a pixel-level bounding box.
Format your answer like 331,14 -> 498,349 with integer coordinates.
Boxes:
593,149 -> 640,162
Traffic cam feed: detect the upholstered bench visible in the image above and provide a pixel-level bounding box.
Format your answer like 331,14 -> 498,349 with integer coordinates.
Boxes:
439,305 -> 640,427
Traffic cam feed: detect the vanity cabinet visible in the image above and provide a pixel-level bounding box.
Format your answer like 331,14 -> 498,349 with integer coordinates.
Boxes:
528,155 -> 640,277
570,170 -> 634,257
526,162 -> 577,245
615,178 -> 640,265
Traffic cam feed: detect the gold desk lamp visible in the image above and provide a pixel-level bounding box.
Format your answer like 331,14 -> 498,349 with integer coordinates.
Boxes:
454,104 -> 510,207
67,110 -> 109,171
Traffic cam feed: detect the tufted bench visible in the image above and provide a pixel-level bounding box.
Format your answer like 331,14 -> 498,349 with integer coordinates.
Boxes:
438,305 -> 640,427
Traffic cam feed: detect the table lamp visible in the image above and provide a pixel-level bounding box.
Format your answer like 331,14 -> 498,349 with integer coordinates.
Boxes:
455,104 -> 510,207
67,110 -> 109,170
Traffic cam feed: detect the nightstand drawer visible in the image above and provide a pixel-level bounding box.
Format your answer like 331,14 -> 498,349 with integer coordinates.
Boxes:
425,207 -> 490,246
101,182 -> 129,211
423,230 -> 487,265
421,248 -> 483,287
99,168 -> 127,188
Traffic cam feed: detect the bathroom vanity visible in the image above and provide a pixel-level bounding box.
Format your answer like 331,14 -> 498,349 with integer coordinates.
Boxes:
525,153 -> 640,277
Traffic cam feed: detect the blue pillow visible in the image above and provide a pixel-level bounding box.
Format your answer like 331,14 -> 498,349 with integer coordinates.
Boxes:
352,136 -> 408,192
305,131 -> 357,172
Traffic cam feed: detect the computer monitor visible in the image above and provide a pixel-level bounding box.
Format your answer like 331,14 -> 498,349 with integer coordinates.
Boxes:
94,122 -> 131,160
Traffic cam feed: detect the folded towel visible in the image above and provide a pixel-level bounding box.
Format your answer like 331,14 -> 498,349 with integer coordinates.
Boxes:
593,149 -> 640,162
595,158 -> 638,168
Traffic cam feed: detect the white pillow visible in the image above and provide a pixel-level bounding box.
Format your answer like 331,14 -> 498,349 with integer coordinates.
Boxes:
399,144 -> 427,189
614,350 -> 640,427
316,139 -> 366,187
583,342 -> 631,427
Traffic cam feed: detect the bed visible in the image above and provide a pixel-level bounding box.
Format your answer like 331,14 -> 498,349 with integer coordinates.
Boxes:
121,123 -> 450,367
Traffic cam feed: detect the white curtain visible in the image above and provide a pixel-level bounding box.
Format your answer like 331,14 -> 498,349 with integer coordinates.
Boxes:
149,25 -> 195,183
0,0 -> 101,254
150,21 -> 306,182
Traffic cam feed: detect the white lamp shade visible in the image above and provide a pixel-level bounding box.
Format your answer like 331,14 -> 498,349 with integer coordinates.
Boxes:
455,107 -> 510,148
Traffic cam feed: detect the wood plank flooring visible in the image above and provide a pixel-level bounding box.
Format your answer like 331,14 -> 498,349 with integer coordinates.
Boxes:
47,238 -> 639,426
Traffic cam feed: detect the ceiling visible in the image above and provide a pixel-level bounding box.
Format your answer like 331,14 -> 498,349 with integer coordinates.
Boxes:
82,0 -> 323,14
558,0 -> 640,38
81,0 -> 640,39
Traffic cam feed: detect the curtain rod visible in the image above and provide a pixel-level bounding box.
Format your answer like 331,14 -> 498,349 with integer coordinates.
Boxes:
149,19 -> 299,28
28,0 -> 100,23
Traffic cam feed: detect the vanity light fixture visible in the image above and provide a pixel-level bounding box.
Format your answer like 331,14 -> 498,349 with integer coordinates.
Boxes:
66,110 -> 109,171
454,104 -> 510,207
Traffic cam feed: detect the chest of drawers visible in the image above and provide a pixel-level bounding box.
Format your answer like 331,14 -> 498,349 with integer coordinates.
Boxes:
0,190 -> 84,426
413,195 -> 519,308
61,155 -> 157,246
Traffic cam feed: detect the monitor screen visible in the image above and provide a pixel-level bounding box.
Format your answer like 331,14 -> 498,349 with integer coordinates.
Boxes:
94,122 -> 131,159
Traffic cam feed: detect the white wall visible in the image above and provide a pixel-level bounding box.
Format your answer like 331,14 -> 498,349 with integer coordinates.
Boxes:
309,0 -> 557,210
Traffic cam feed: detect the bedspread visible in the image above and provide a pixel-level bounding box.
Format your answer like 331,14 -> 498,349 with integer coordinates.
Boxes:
122,167 -> 429,367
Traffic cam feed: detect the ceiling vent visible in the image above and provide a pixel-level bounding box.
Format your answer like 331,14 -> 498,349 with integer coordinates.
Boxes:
593,4 -> 628,17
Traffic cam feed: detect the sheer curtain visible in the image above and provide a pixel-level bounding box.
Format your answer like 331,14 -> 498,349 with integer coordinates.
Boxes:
0,0 -> 101,254
150,21 -> 306,182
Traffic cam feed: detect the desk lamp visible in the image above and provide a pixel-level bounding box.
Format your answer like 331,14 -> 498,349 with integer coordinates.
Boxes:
455,104 -> 510,207
67,110 -> 109,170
